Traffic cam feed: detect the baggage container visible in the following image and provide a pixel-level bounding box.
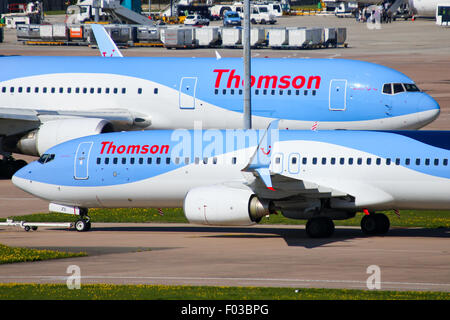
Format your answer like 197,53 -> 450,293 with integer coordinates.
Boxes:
337,28 -> 346,45
16,24 -> 30,40
268,28 -> 288,47
222,27 -> 241,46
308,27 -> 323,47
250,28 -> 265,46
136,25 -> 160,42
194,27 -> 220,46
52,23 -> 68,41
69,25 -> 83,40
323,28 -> 336,47
163,28 -> 194,48
39,24 -> 53,41
106,24 -> 131,44
287,28 -> 307,47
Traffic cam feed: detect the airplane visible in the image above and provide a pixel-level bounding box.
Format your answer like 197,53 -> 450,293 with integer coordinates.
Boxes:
0,55 -> 441,176
408,0 -> 450,17
12,122 -> 450,237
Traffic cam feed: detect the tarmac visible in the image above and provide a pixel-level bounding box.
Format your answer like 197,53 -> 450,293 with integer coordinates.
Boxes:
0,15 -> 449,292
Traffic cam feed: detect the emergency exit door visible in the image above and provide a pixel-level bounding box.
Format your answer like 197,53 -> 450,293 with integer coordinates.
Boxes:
74,142 -> 93,180
179,77 -> 197,109
329,79 -> 347,111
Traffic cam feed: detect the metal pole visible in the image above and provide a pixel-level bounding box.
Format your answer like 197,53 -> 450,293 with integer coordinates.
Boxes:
243,0 -> 252,129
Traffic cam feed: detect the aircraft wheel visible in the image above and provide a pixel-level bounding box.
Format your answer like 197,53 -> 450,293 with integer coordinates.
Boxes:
306,217 -> 335,238
75,218 -> 91,232
361,213 -> 390,235
361,215 -> 378,235
374,213 -> 390,234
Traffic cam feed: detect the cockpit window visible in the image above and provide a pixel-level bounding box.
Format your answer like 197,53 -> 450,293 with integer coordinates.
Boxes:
38,153 -> 55,164
403,83 -> 420,92
382,83 -> 392,94
383,83 -> 420,95
393,83 -> 405,94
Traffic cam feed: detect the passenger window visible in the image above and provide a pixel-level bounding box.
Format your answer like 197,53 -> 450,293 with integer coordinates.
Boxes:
434,159 -> 439,166
105,158 -> 110,165
96,157 -> 101,164
382,83 -> 392,94
154,88 -> 158,94
139,157 -> 143,164
393,83 -> 405,94
203,157 -> 208,164
122,88 -> 126,94
425,158 -> 430,166
291,157 -> 297,164
156,157 -> 161,164
312,90 -> 316,96
130,158 -> 135,165
376,158 -> 381,165
366,158 -> 372,165
43,87 -> 47,93
405,158 -> 410,165
138,88 -> 143,94
97,88 -> 102,94
67,88 -> 72,94
331,157 -> 336,165
232,157 -> 237,165
1,87 -> 5,93
416,159 -> 420,165
83,88 -> 87,94
105,88 -> 110,94
122,158 -> 126,164
113,157 -> 118,164
214,89 -> 218,95
321,157 -> 326,165
444,159 -> 448,166
386,158 -> 391,165
222,89 -> 226,95
59,87 -> 64,93
90,88 -> 94,94
166,158 -> 171,164
147,158 -> 152,164
113,88 -> 118,94
302,158 -> 307,165
357,158 -> 362,165
10,87 -> 14,93
231,89 -> 235,95
339,158 -> 345,165
213,157 -> 218,164
348,158 -> 353,165
51,87 -> 56,93
395,158 -> 400,165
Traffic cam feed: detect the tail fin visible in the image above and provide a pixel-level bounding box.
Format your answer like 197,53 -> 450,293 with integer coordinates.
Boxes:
91,24 -> 123,58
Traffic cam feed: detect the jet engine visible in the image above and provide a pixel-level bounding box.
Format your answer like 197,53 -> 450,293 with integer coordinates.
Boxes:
14,118 -> 114,156
183,185 -> 275,226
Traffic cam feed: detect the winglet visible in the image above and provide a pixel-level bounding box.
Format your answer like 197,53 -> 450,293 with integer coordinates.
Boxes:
242,120 -> 280,189
91,24 -> 123,58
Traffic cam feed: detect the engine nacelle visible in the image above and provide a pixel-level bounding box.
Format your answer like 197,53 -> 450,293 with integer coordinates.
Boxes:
15,118 -> 113,156
183,185 -> 274,226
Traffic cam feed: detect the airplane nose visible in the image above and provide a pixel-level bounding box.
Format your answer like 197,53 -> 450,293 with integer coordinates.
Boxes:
11,165 -> 31,193
417,93 -> 440,126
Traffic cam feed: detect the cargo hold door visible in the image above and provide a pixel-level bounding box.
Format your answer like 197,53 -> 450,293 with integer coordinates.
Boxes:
179,77 -> 197,109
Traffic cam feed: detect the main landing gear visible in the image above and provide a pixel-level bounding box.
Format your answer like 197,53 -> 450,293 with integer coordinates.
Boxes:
305,212 -> 391,238
0,155 -> 27,179
74,208 -> 91,232
360,212 -> 390,235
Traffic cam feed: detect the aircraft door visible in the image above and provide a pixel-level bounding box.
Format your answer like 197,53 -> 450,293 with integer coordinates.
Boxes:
329,79 -> 347,111
288,153 -> 300,174
74,142 -> 93,180
273,153 -> 284,174
179,77 -> 197,109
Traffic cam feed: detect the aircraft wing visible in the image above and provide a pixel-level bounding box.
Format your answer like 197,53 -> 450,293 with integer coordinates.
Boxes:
242,170 -> 350,200
0,107 -> 150,136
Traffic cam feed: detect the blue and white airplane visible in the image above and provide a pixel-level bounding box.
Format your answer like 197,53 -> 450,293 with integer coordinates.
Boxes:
0,48 -> 440,174
12,123 -> 450,237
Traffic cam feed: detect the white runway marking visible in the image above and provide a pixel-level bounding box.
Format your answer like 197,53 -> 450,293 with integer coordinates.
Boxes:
3,275 -> 449,291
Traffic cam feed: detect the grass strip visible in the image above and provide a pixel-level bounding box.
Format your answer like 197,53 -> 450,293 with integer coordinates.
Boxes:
3,209 -> 449,229
0,283 -> 448,300
0,244 -> 87,264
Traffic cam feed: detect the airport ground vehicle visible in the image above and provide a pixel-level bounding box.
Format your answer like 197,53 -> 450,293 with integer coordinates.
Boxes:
223,11 -> 242,26
184,14 -> 210,25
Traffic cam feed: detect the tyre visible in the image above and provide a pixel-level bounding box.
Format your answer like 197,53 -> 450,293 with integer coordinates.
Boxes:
374,214 -> 390,234
361,215 -> 378,235
75,219 -> 89,232
306,217 -> 334,238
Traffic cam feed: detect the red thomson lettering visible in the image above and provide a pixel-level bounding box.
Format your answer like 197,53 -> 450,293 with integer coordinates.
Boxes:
214,70 -> 321,90
292,76 -> 306,89
307,76 -> 321,89
150,145 -> 159,154
279,76 -> 291,89
160,145 -> 169,154
227,69 -> 240,89
213,69 -> 229,88
257,75 -> 278,89
100,141 -> 110,154
141,145 -> 149,154
127,145 -> 141,154
117,145 -> 126,154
